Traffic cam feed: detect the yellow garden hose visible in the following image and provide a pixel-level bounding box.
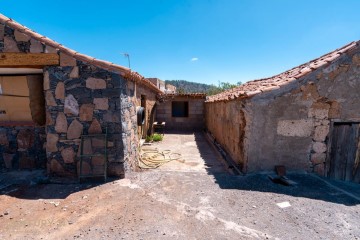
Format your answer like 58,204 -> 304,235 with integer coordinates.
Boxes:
139,148 -> 182,169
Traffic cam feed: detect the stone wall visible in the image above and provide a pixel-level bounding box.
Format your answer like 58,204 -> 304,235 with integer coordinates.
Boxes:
206,45 -> 360,175
157,96 -> 205,131
44,62 -> 130,177
0,126 -> 46,171
0,21 -> 145,177
205,100 -> 246,171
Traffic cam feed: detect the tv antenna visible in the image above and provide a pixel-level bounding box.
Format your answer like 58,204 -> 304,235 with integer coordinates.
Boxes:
121,53 -> 131,69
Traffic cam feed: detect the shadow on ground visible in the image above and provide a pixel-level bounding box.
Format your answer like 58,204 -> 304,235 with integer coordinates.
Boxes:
0,170 -> 112,200
190,130 -> 360,206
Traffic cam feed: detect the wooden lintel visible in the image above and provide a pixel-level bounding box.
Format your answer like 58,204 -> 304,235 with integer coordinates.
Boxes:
0,53 -> 59,68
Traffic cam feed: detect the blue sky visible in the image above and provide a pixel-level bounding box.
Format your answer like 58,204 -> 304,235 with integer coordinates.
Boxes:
2,0 -> 360,85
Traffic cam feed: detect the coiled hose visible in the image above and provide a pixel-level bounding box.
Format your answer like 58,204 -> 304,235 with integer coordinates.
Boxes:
139,148 -> 182,169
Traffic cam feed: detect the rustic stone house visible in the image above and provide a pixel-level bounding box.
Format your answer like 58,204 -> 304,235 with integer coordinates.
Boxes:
206,41 -> 360,183
156,93 -> 206,131
0,14 -> 161,177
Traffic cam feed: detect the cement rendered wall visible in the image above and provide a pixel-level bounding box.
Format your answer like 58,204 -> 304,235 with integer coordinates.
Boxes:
205,101 -> 247,171
157,97 -> 205,131
206,46 -> 360,175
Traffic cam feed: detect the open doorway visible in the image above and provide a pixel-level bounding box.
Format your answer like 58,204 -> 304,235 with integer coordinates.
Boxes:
327,122 -> 360,183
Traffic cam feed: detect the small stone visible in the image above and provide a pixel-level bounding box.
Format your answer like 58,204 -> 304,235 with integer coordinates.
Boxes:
92,156 -> 105,166
17,129 -> 34,150
43,71 -> 50,90
67,120 -> 83,140
60,52 -> 76,66
86,77 -> 106,89
77,161 -> 91,176
313,142 -> 327,153
79,104 -> 95,121
314,163 -> 325,176
30,39 -> 43,53
55,82 -> 65,100
311,153 -> 326,165
46,134 -> 59,152
103,112 -> 119,122
108,163 -> 125,177
55,112 -> 68,133
0,131 -> 9,146
50,159 -> 64,174
14,30 -> 31,42
46,111 -> 54,125
313,125 -> 330,142
45,91 -> 57,106
69,66 -> 79,78
88,119 -> 102,134
61,147 -> 75,164
45,45 -> 58,53
93,98 -> 109,110
64,94 -> 79,116
3,36 -> 20,52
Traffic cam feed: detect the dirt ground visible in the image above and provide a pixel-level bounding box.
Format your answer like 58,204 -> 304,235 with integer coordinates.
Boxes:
0,132 -> 360,240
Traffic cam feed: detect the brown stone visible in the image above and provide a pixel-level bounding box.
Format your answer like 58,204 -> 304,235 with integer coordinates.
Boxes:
46,111 -> 54,126
3,153 -> 14,169
92,156 -> 105,166
0,24 -> 4,41
313,142 -> 327,154
93,98 -> 109,110
60,52 -> 77,66
55,82 -> 65,100
55,112 -> 68,133
14,30 -> 31,42
50,159 -> 64,174
30,39 -> 43,53
329,101 -> 340,119
77,138 -> 93,156
45,91 -> 57,106
92,138 -> 105,148
77,161 -> 91,176
352,53 -> 360,65
313,125 -> 329,142
43,71 -> 50,90
61,147 -> 75,164
64,94 -> 79,116
86,77 -> 106,89
67,120 -> 83,140
79,104 -> 95,121
69,66 -> 79,78
0,131 -> 8,146
108,162 -> 124,177
45,45 -> 58,53
88,119 -> 102,134
311,153 -> 326,165
313,163 -> 325,176
3,36 -> 20,52
17,129 -> 35,150
46,133 -> 59,152
103,111 -> 120,122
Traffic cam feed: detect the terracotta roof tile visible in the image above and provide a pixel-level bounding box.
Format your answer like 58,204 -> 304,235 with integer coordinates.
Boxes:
0,14 -> 162,94
206,41 -> 358,103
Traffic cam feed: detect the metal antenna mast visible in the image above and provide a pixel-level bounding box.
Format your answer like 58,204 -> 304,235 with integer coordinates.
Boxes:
121,53 -> 131,69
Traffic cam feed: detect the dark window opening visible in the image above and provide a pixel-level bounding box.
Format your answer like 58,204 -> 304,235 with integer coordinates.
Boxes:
172,101 -> 188,117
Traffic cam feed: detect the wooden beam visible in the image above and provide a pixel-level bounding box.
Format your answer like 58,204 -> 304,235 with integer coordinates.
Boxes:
0,53 -> 59,68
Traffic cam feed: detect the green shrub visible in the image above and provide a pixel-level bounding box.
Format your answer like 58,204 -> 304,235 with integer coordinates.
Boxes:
152,133 -> 163,142
145,135 -> 153,142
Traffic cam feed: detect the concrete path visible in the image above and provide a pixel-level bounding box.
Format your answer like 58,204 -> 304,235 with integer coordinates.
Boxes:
142,132 -> 227,173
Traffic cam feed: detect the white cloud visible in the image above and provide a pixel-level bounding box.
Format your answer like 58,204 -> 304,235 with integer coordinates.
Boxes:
190,57 -> 199,62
